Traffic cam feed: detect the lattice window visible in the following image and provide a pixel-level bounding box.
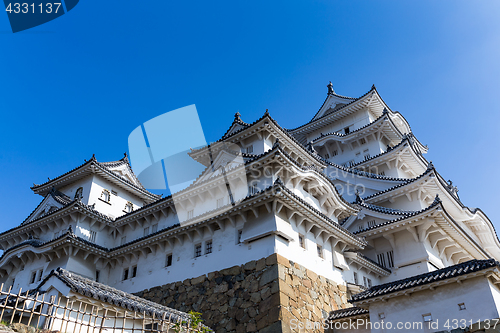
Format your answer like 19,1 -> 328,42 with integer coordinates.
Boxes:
195,244 -> 202,257
205,240 -> 213,254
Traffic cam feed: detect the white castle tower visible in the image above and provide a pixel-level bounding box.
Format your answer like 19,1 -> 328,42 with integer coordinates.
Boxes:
1,83 -> 499,333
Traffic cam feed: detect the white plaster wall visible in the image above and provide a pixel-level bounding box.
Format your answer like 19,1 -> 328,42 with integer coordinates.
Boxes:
88,175 -> 144,220
307,110 -> 372,143
108,221 -> 276,294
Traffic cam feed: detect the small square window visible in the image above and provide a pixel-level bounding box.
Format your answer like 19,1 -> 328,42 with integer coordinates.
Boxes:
205,240 -> 213,254
131,266 -> 137,278
378,313 -> 385,320
422,313 -> 432,322
458,303 -> 466,311
317,245 -> 323,258
165,254 -> 173,267
195,244 -> 202,257
344,127 -> 350,134
298,234 -> 305,249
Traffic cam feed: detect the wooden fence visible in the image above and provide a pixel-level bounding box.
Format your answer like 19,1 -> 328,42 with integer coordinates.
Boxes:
0,284 -> 204,333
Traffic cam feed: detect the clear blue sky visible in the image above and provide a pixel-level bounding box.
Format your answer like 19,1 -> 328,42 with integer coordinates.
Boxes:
1,1 -> 499,233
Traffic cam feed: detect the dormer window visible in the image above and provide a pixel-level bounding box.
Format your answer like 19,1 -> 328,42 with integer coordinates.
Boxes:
101,189 -> 111,203
246,145 -> 253,154
74,187 -> 83,200
124,202 -> 134,213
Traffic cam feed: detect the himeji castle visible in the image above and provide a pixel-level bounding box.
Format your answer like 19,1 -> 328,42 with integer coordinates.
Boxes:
1,83 -> 500,333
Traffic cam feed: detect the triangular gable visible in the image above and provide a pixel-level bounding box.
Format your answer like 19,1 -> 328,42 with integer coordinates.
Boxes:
193,149 -> 246,185
312,94 -> 356,121
23,190 -> 72,225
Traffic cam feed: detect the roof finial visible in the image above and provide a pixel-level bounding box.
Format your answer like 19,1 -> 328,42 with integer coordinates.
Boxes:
355,190 -> 364,204
382,108 -> 388,115
371,84 -> 376,90
327,81 -> 334,95
273,138 -> 280,149
307,141 -> 317,153
427,160 -> 434,170
264,109 -> 269,116
234,112 -> 241,121
434,194 -> 441,203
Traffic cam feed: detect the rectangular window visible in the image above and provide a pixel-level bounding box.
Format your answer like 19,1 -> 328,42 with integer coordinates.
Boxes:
299,234 -> 305,249
386,251 -> 394,268
364,154 -> 371,161
54,231 -> 59,239
122,268 -> 129,281
195,244 -> 202,257
131,266 -> 137,278
377,253 -> 387,267
143,227 -> 150,237
89,230 -> 97,243
237,229 -> 243,244
458,303 -> 466,311
205,240 -> 213,254
217,198 -> 224,208
353,271 -> 358,285
151,224 -> 158,233
344,127 -> 350,134
30,271 -> 37,284
332,150 -> 338,157
324,153 -> 330,159
95,270 -> 100,282
379,171 -> 385,176
165,254 -> 173,267
317,245 -> 323,258
367,278 -> 372,288
121,236 -> 127,245
37,269 -> 43,282
367,220 -> 376,228
348,160 -> 355,167
111,190 -> 118,196
355,152 -> 361,158
360,138 -> 366,145
422,314 -> 432,322
363,276 -> 367,287
358,224 -> 364,231
246,145 -> 253,154
187,210 -> 194,219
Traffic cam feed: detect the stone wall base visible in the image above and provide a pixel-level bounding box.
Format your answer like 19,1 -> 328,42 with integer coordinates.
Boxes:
135,254 -> 350,333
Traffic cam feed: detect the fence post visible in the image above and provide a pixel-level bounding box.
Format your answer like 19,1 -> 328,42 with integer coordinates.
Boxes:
9,288 -> 23,325
98,308 -> 108,333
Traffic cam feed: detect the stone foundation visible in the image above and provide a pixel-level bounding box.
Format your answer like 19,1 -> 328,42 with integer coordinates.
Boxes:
135,254 -> 349,333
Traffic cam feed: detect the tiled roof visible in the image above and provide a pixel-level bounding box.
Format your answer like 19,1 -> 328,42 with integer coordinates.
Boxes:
348,133 -> 427,169
350,259 -> 499,303
344,251 -> 391,274
31,155 -> 160,200
290,85 -> 375,131
328,307 -> 369,321
39,268 -> 192,322
20,188 -> 73,226
353,195 -> 442,234
360,162 -> 435,201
